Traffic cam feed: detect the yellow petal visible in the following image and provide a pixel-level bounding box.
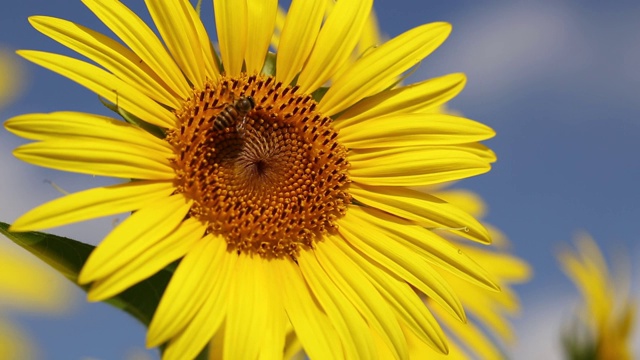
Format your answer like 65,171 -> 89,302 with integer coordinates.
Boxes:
82,0 -> 191,98
146,0 -> 208,86
275,0 -> 326,86
338,113 -> 495,149
335,73 -> 466,127
214,0 -> 247,76
257,262 -> 287,360
350,183 -> 491,244
339,207 -> 466,322
245,0 -> 278,73
79,194 -> 192,285
296,0 -> 372,94
224,255 -> 273,360
298,248 -> 377,360
316,237 -> 409,360
13,139 -> 174,180
319,22 -> 451,116
4,111 -> 173,154
29,16 -> 181,108
162,249 -> 237,360
330,234 -> 449,353
17,50 -> 177,128
147,235 -> 231,348
88,217 -> 204,300
348,204 -> 498,293
182,0 -> 220,81
275,258 -> 344,360
10,180 -> 174,232
441,143 -> 497,163
349,147 -> 491,187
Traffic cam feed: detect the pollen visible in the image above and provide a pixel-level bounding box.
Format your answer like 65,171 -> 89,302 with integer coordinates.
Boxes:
167,75 -> 351,259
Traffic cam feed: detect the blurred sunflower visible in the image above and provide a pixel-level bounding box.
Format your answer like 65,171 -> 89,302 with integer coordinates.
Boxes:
0,50 -> 70,360
559,233 -> 636,360
0,240 -> 73,359
5,0 -> 500,358
0,50 -> 24,108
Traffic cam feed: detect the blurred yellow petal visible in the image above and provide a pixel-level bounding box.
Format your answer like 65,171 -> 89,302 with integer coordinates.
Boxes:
559,234 -> 636,360
430,188 -> 488,219
0,51 -> 23,107
0,321 -> 33,360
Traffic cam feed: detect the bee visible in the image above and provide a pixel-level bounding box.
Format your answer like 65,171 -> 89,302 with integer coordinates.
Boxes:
212,95 -> 256,134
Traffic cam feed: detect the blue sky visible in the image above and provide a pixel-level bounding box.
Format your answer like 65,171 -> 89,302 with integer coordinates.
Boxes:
1,0 -> 639,358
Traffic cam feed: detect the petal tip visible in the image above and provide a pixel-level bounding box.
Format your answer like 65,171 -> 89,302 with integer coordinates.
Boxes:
77,266 -> 94,285
86,287 -> 104,302
8,216 -> 35,233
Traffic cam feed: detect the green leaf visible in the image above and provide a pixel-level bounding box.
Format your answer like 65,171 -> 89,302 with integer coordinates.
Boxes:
261,52 -> 276,77
0,222 -> 172,326
560,318 -> 599,360
311,86 -> 329,103
0,223 -> 211,358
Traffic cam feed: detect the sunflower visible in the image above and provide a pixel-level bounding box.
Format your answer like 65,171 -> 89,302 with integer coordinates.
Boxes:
559,233 -> 636,360
5,0 -> 499,358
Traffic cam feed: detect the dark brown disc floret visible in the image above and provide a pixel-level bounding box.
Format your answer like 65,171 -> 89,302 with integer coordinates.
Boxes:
167,74 -> 351,259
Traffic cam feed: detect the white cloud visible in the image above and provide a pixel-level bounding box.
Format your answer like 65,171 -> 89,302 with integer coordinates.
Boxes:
422,2 -> 640,107
510,292 -> 569,360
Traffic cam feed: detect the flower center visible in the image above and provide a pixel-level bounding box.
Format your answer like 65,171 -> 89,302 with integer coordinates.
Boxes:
168,74 -> 351,259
